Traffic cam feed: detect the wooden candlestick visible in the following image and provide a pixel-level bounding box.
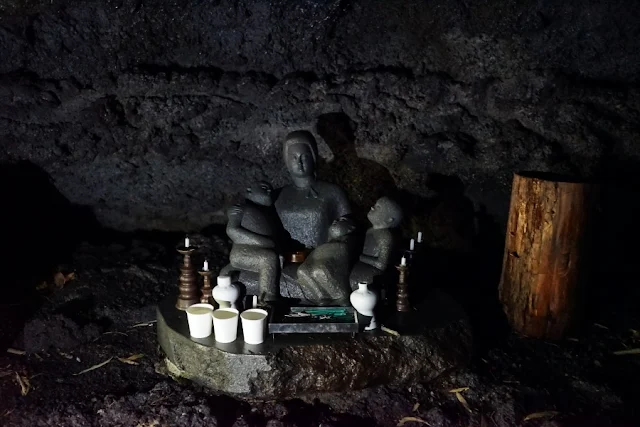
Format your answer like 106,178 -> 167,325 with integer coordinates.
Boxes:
176,246 -> 198,310
198,269 -> 213,304
396,264 -> 410,312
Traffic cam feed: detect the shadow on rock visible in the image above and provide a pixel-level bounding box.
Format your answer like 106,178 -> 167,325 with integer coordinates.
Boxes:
0,160 -> 100,350
588,158 -> 640,328
315,121 -> 510,356
316,112 -> 399,228
408,174 -> 509,358
204,393 -> 249,427
282,398 -> 377,427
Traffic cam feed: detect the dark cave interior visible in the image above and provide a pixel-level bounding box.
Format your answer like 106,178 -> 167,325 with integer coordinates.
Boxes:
1,0 -> 640,426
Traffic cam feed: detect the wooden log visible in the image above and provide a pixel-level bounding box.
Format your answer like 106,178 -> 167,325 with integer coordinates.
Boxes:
498,172 -> 598,340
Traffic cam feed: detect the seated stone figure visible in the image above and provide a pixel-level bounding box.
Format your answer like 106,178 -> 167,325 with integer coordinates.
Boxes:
297,216 -> 357,306
220,130 -> 355,303
349,197 -> 403,288
221,181 -> 284,303
275,131 -> 351,249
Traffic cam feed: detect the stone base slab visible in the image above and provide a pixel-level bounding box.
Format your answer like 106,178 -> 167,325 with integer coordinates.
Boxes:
157,290 -> 472,398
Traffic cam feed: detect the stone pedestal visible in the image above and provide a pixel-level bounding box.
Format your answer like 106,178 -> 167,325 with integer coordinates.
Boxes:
157,290 -> 472,398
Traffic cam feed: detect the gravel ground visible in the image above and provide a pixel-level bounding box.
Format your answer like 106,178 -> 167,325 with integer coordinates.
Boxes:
0,233 -> 638,427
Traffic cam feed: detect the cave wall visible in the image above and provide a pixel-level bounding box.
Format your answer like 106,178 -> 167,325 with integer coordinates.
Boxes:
1,0 -> 639,233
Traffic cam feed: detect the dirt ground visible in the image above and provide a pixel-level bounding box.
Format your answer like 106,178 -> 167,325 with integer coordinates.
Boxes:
0,233 -> 638,427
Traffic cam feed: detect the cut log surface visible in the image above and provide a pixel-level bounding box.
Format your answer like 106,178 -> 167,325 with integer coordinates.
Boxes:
499,172 -> 597,340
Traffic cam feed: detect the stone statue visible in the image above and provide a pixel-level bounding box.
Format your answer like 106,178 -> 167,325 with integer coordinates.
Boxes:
297,216 -> 357,306
221,130 -> 408,306
222,181 -> 284,303
275,131 -> 351,249
349,197 -> 403,287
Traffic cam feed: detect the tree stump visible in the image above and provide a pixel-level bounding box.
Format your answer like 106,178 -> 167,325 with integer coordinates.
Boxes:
499,172 -> 598,340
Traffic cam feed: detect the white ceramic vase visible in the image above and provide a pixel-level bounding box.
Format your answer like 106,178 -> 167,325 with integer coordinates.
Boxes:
212,275 -> 240,309
350,282 -> 378,330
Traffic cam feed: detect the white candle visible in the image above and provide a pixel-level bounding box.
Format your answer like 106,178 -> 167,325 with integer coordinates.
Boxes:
185,237 -> 190,248
417,232 -> 423,243
409,239 -> 415,251
401,256 -> 406,266
203,260 -> 209,271
252,295 -> 258,308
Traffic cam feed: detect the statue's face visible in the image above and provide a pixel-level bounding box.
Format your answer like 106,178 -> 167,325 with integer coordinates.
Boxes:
328,216 -> 355,240
246,182 -> 273,206
368,198 -> 398,228
367,200 -> 386,226
285,143 -> 315,178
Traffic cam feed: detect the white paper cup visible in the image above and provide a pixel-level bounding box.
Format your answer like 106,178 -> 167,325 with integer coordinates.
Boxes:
212,308 -> 239,343
186,303 -> 214,338
240,308 -> 268,345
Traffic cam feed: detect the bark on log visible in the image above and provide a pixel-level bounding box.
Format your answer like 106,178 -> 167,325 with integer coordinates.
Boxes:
499,172 -> 598,340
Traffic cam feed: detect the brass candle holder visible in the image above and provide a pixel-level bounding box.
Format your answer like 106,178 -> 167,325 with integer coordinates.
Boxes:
176,246 -> 199,310
395,263 -> 410,312
198,268 -> 213,304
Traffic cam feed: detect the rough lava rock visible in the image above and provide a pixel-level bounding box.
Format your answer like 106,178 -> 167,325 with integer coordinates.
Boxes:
1,0 -> 639,232
22,313 -> 101,352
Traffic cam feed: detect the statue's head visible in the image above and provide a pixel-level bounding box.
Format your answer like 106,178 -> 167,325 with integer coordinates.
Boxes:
367,197 -> 403,229
245,181 -> 274,206
328,216 -> 356,240
283,131 -> 318,179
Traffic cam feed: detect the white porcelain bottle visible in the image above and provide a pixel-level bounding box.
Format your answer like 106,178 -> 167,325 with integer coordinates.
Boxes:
350,282 -> 378,330
212,275 -> 240,309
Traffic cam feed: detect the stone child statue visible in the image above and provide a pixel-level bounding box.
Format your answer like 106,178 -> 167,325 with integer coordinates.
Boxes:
275,131 -> 351,249
349,197 -> 403,287
297,216 -> 358,306
222,181 -> 284,303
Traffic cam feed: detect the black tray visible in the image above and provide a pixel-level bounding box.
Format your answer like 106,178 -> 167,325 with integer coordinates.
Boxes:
268,306 -> 358,334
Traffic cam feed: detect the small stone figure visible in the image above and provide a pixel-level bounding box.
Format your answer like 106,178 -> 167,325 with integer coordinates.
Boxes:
297,216 -> 357,306
222,181 -> 283,303
349,197 -> 403,287
275,131 -> 351,249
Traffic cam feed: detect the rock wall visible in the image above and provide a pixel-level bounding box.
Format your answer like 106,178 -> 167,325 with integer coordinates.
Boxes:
1,0 -> 639,233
